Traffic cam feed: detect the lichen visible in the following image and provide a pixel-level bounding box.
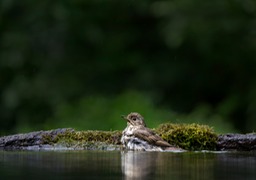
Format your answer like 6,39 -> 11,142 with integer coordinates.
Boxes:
155,123 -> 218,151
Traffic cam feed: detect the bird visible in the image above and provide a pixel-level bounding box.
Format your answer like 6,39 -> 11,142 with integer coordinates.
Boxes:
121,112 -> 183,151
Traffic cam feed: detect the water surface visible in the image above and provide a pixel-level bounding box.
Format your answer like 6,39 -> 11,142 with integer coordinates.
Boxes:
0,150 -> 255,180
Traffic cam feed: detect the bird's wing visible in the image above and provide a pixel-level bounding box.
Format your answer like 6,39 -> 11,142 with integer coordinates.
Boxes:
134,127 -> 172,147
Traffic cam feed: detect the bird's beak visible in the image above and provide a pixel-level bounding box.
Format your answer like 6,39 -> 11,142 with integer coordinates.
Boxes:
121,115 -> 131,123
121,115 -> 127,120
121,115 -> 132,125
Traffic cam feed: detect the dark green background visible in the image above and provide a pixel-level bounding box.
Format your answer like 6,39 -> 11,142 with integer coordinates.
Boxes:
1,0 -> 256,134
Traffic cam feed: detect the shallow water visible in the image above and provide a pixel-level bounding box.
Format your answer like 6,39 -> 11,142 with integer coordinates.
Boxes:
0,150 -> 255,180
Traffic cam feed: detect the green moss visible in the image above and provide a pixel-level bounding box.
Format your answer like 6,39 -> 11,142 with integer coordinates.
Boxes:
155,123 -> 218,151
42,129 -> 122,149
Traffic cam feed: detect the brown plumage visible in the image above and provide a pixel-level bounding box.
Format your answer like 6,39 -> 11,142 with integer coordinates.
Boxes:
133,127 -> 171,147
121,112 -> 181,151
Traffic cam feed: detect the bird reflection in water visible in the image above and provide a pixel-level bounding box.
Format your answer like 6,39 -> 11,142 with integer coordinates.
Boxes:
121,151 -> 159,179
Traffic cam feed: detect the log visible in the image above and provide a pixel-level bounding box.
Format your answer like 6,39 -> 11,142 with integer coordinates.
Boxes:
0,129 -> 256,151
217,133 -> 256,151
0,128 -> 121,151
0,128 -> 75,150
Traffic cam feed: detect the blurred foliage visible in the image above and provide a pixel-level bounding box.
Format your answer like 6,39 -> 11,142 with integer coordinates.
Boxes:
1,0 -> 256,134
45,91 -> 235,134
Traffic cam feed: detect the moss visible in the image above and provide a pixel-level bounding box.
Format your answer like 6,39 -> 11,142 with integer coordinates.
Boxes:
155,123 -> 218,151
42,129 -> 122,149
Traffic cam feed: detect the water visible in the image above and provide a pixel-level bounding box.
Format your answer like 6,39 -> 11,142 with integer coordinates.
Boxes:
0,150 -> 255,180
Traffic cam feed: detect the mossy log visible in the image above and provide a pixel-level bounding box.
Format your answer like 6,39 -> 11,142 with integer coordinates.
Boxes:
0,124 -> 255,151
0,128 -> 122,151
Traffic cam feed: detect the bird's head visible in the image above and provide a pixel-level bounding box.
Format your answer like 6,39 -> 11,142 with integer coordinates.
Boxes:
121,112 -> 146,127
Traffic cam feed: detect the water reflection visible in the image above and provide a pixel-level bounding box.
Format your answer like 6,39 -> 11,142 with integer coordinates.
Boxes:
121,151 -> 158,179
215,152 -> 256,179
121,151 -> 256,180
0,150 -> 122,180
0,150 -> 256,180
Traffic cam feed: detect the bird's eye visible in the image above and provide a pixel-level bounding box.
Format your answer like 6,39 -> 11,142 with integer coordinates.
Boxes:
132,117 -> 137,121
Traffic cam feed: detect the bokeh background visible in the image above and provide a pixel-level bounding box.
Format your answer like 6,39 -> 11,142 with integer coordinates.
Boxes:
1,0 -> 256,135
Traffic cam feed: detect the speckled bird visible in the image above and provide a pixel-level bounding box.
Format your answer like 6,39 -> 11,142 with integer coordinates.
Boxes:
121,112 -> 182,151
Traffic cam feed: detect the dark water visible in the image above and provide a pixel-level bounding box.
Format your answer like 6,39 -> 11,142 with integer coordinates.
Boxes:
0,150 -> 255,180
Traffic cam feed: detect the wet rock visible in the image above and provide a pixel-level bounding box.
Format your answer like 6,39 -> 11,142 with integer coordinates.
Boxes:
217,133 -> 256,151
